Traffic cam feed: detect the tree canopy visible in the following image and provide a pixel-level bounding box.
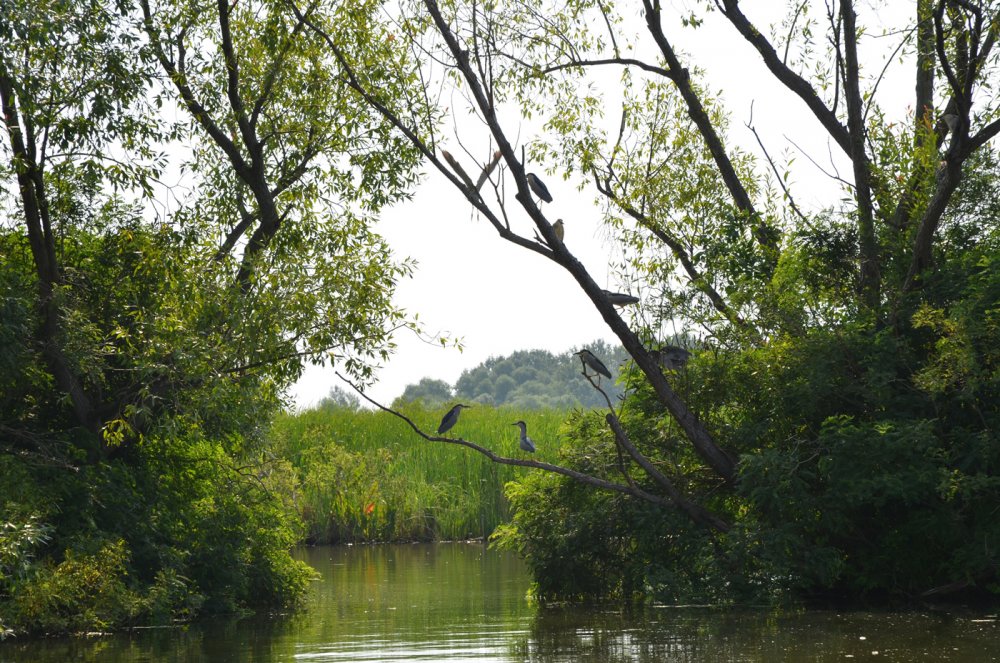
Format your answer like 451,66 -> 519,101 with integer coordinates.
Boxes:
1,0 -> 422,633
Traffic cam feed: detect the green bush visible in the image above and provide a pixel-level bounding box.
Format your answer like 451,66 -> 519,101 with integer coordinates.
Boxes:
10,539 -> 138,634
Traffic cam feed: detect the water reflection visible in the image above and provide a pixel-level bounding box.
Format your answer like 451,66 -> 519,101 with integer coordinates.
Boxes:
0,543 -> 997,662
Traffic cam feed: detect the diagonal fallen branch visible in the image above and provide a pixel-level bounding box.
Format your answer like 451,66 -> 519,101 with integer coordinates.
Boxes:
335,371 -> 730,531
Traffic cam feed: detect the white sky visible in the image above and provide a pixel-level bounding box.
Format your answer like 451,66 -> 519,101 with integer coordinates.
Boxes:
289,1 -> 916,409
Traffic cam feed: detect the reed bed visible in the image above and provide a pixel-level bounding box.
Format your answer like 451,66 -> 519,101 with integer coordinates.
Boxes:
269,404 -> 569,543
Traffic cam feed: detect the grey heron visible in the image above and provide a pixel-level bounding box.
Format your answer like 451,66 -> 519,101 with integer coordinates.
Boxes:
437,404 -> 470,435
512,421 -> 536,453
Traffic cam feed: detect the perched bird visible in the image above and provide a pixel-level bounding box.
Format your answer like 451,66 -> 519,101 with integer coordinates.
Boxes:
526,172 -> 553,203
943,113 -> 959,133
437,403 -> 471,435
573,349 -> 612,380
651,345 -> 692,371
553,218 -> 565,243
602,290 -> 640,307
512,420 -> 536,453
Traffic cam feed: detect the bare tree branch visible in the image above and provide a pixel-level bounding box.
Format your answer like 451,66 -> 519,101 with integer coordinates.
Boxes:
717,0 -> 851,154
336,372 -> 728,530
840,0 -> 881,308
642,0 -> 779,260
606,413 -> 731,531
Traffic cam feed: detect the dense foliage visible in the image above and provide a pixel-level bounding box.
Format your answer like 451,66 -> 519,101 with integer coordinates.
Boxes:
0,0 -> 420,635
396,341 -> 630,408
495,153 -> 1000,604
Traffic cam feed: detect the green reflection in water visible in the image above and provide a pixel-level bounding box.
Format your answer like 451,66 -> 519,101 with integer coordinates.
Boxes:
1,543 -> 997,662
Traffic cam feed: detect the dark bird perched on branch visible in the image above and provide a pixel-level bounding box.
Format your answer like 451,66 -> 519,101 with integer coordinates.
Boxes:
602,290 -> 639,306
650,345 -> 692,371
512,420 -> 536,453
437,403 -> 470,435
574,348 -> 612,380
526,172 -> 552,203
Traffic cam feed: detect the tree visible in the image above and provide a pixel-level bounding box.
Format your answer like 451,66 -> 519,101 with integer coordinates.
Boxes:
317,386 -> 362,411
0,0 -> 422,631
301,0 -> 1000,600
394,377 -> 453,407
452,344 -> 629,408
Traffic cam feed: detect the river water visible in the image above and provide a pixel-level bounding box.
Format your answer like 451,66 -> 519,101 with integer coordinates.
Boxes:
1,542 -> 997,662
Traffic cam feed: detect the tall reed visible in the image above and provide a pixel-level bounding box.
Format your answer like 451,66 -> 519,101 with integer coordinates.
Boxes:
269,404 -> 568,543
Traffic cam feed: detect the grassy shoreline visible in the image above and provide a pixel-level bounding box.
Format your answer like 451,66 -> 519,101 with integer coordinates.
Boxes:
270,404 -> 569,543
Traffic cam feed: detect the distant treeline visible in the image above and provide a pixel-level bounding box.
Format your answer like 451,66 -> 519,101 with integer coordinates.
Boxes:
387,340 -> 631,409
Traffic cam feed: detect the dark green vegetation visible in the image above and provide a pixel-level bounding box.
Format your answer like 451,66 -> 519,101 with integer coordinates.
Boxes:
1,0 -> 419,636
395,341 -> 629,408
320,0 -> 1000,606
270,404 -> 567,543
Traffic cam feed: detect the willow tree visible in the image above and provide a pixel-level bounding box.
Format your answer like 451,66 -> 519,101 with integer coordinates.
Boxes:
0,0 -> 421,631
301,0 -> 1000,600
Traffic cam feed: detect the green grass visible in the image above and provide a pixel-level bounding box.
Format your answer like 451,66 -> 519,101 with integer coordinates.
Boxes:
269,404 -> 569,543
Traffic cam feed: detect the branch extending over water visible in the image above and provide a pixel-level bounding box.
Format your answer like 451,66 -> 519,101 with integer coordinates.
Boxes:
335,372 -> 731,532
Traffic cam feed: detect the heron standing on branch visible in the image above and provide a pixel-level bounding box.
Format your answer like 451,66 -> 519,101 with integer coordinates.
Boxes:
651,345 -> 692,371
602,290 -> 639,306
437,404 -> 470,435
526,172 -> 552,203
512,421 -> 536,453
574,349 -> 612,380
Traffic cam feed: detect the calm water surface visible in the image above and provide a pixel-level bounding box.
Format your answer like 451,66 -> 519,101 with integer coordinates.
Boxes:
1,542 -> 997,662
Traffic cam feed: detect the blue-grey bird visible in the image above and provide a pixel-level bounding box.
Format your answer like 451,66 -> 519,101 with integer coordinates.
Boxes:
526,172 -> 553,203
437,403 -> 470,435
602,290 -> 640,306
573,349 -> 612,380
553,219 -> 565,243
512,421 -> 536,453
651,345 -> 692,371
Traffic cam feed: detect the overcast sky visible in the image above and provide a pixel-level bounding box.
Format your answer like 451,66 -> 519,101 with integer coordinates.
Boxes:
289,2 -> 915,409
